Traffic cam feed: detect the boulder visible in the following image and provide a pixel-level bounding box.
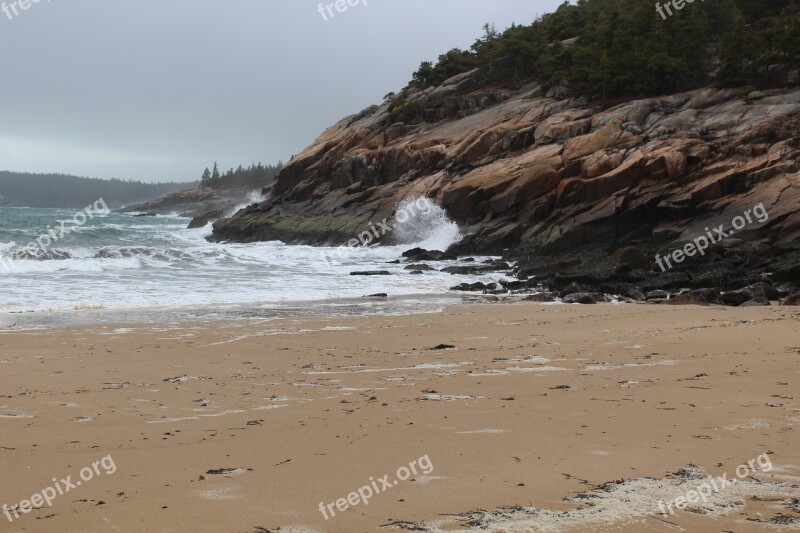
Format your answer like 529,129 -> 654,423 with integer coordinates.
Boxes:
739,296 -> 770,306
523,293 -> 556,302
563,292 -> 605,304
188,210 -> 223,229
667,288 -> 719,305
623,289 -> 646,301
720,283 -> 780,305
646,290 -> 668,300
781,290 -> 800,306
402,248 -> 456,261
441,265 -> 502,275
451,282 -> 489,292
404,264 -> 435,271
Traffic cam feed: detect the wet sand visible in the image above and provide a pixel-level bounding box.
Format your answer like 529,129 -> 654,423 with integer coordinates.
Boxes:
1,302 -> 798,532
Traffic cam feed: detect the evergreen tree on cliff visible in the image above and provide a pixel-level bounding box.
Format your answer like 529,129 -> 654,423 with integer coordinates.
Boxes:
405,0 -> 800,102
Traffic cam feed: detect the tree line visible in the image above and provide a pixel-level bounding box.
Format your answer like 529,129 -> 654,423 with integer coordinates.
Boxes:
200,161 -> 283,190
405,0 -> 799,103
0,172 -> 196,208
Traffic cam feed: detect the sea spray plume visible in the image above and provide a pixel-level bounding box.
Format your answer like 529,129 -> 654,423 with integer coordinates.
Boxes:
391,197 -> 461,250
226,191 -> 266,218
319,196 -> 447,265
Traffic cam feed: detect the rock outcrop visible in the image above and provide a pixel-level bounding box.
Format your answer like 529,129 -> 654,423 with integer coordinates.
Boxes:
211,69 -> 800,296
122,186 -> 263,222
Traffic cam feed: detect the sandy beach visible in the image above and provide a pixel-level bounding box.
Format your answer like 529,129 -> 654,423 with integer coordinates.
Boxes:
1,301 -> 799,532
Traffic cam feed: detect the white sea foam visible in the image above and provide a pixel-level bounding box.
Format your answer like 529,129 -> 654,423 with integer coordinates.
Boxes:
0,206 -> 509,323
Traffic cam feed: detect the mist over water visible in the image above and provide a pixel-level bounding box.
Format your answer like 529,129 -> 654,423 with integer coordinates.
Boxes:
0,206 -> 507,326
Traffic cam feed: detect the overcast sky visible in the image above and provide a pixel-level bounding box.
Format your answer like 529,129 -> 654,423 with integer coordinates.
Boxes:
0,0 -> 565,182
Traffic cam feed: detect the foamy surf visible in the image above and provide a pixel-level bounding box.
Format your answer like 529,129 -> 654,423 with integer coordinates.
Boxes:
0,204 -> 511,326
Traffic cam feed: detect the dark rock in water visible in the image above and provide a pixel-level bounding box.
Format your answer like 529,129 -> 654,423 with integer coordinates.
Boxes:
430,344 -> 455,350
451,282 -> 488,292
563,292 -> 604,304
483,283 -> 506,294
402,248 -> 456,261
408,270 -> 424,275
13,248 -> 71,261
668,288 -> 719,305
188,210 -> 223,229
364,293 -> 388,298
350,270 -> 391,276
501,279 -> 536,291
740,296 -> 771,306
134,212 -> 157,217
95,249 -> 120,259
404,263 -> 435,271
441,265 -> 502,275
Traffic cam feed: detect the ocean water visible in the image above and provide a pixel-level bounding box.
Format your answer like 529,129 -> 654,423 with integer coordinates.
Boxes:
0,200 -> 512,327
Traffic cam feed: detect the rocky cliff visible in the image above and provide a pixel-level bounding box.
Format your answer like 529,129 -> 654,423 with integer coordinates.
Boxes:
211,70 -> 800,300
122,185 -> 263,225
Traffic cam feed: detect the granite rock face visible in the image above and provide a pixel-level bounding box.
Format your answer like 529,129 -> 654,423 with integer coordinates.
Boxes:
210,70 -> 800,295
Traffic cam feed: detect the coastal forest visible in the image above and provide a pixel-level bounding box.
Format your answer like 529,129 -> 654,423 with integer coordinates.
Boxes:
0,172 -> 196,208
407,0 -> 799,101
200,161 -> 283,190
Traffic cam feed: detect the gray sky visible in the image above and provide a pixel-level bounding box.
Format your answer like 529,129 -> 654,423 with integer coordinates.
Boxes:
0,0 -> 565,182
